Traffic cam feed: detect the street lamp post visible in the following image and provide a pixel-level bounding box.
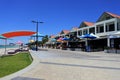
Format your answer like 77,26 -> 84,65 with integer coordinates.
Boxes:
32,20 -> 43,51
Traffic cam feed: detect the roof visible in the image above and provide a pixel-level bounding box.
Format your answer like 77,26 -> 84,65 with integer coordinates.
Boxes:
50,35 -> 55,38
106,12 -> 120,19
2,31 -> 36,38
79,21 -> 94,28
61,30 -> 70,34
83,21 -> 94,26
71,27 -> 78,30
97,12 -> 120,22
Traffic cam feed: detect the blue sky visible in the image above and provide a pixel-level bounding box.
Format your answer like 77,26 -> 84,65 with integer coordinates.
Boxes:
0,0 -> 120,44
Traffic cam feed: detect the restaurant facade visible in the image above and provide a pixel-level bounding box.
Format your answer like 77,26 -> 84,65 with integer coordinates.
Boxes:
46,12 -> 120,53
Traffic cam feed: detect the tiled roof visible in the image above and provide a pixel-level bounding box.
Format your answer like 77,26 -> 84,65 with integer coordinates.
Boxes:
50,35 -> 55,38
56,33 -> 61,36
106,12 -> 120,19
72,27 -> 78,30
62,30 -> 70,34
83,21 -> 94,26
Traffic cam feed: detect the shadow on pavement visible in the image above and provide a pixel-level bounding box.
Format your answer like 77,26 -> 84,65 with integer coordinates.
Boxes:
32,49 -> 48,51
38,49 -> 48,51
40,61 -> 120,70
12,76 -> 45,80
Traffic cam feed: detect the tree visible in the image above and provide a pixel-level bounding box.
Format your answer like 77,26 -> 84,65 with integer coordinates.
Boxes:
42,35 -> 49,44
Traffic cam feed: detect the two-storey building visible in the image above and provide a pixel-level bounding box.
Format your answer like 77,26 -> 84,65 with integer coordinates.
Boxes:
47,12 -> 120,52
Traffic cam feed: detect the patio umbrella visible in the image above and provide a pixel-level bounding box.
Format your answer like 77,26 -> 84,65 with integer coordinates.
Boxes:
62,37 -> 71,47
80,34 -> 96,39
0,35 -> 6,39
50,38 -> 56,42
49,38 -> 56,47
57,37 -> 63,42
62,37 -> 71,41
90,33 -> 99,38
57,39 -> 62,42
79,34 -> 97,52
31,33 -> 44,37
29,39 -> 35,43
0,35 -> 7,56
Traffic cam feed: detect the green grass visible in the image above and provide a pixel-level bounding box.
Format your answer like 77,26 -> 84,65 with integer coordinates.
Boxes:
0,52 -> 32,77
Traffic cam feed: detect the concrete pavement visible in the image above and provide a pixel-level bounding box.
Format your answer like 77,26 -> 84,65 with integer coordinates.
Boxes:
1,49 -> 120,80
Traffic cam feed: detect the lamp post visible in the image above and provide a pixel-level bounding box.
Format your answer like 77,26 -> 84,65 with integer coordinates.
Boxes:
32,20 -> 43,51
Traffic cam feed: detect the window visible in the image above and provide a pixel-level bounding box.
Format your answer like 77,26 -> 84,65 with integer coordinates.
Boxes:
83,29 -> 88,35
99,26 -> 104,32
106,16 -> 111,20
117,23 -> 120,31
78,30 -> 82,36
71,32 -> 77,36
109,24 -> 115,31
96,25 -> 104,33
106,22 -> 115,32
89,27 -> 95,34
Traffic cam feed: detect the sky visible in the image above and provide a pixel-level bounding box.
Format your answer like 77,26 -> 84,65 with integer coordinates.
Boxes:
0,0 -> 120,44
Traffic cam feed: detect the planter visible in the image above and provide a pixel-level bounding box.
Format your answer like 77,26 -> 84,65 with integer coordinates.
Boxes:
104,49 -> 117,53
75,48 -> 82,51
109,49 -> 116,53
104,49 -> 108,53
67,48 -> 75,51
116,50 -> 120,54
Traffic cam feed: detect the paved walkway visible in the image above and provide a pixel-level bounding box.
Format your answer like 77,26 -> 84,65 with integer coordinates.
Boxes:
1,49 -> 120,80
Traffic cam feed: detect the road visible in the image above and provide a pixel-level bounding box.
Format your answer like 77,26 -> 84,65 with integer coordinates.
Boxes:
12,49 -> 120,80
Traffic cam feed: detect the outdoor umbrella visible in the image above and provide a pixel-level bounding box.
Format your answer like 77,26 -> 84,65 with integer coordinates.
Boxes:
79,34 -> 97,52
0,35 -> 7,56
57,39 -> 62,42
50,38 -> 56,42
50,38 -> 56,46
57,37 -> 63,42
31,33 -> 44,37
29,39 -> 35,43
62,37 -> 71,41
80,34 -> 96,39
62,37 -> 71,47
0,35 -> 6,39
90,33 -> 99,38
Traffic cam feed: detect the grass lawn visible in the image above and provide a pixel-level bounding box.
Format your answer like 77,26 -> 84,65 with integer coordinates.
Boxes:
0,52 -> 32,77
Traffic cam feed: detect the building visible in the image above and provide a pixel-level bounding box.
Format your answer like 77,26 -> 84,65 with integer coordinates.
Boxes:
47,12 -> 120,52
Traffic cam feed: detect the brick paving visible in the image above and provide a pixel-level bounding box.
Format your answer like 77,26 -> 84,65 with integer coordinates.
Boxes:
2,49 -> 120,80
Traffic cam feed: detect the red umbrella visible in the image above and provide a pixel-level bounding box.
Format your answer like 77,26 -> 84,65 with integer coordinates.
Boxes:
57,37 -> 63,42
